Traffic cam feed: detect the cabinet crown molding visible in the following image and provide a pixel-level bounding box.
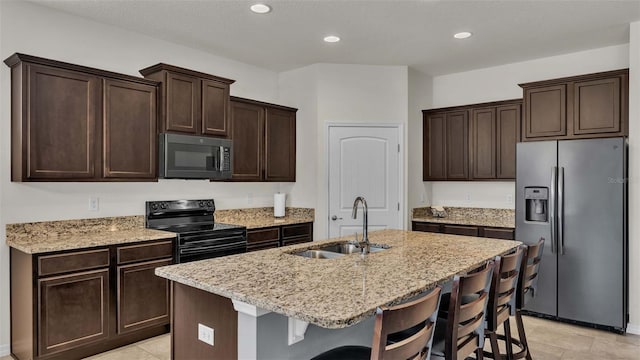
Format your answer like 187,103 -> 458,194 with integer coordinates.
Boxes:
139,62 -> 235,84
518,68 -> 629,88
422,98 -> 522,114
4,53 -> 160,86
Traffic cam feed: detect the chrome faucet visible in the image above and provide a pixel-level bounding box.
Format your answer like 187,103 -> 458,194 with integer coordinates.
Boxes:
352,196 -> 370,255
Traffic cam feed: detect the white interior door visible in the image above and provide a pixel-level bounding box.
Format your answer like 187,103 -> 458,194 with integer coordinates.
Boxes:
328,125 -> 401,239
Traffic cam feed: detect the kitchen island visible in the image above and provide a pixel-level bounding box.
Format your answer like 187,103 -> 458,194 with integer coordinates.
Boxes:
156,229 -> 520,359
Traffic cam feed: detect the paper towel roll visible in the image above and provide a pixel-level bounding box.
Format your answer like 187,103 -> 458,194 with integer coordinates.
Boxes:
274,193 -> 286,217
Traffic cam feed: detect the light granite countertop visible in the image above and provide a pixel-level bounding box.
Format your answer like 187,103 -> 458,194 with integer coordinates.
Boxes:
6,216 -> 175,254
412,207 -> 515,228
155,229 -> 520,329
216,207 -> 314,229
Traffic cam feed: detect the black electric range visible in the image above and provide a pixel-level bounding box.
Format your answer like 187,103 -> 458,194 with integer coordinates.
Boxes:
145,199 -> 247,263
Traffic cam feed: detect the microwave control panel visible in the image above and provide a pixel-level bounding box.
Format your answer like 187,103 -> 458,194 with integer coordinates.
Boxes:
221,147 -> 231,171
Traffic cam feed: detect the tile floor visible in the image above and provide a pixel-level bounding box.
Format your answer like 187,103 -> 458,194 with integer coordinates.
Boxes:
1,316 -> 639,359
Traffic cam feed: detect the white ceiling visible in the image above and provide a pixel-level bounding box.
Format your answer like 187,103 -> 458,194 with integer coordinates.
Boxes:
28,0 -> 640,75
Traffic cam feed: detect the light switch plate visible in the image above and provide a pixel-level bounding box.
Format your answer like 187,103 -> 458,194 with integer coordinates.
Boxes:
198,323 -> 214,346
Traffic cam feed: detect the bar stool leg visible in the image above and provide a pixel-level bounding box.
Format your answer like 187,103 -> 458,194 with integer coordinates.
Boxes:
477,347 -> 485,360
504,320 -> 514,359
488,331 -> 501,359
515,311 -> 532,360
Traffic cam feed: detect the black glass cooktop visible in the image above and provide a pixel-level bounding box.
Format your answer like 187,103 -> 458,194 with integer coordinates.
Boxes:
156,222 -> 245,234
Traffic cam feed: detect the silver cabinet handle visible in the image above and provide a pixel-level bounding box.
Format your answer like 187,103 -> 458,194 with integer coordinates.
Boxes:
550,167 -> 557,254
331,215 -> 343,221
558,167 -> 565,255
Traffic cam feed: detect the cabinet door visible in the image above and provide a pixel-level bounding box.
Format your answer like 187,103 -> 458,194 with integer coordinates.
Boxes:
230,100 -> 264,181
26,64 -> 100,180
423,113 -> 446,180
202,79 -> 230,137
38,269 -> 109,356
496,103 -> 521,179
446,111 -> 469,179
103,79 -> 157,179
470,108 -> 496,179
117,259 -> 171,334
573,77 -> 621,135
524,84 -> 566,139
265,107 -> 296,181
165,72 -> 200,134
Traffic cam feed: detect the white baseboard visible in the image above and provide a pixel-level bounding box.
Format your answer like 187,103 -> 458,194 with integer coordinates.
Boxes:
0,343 -> 9,356
627,323 -> 640,335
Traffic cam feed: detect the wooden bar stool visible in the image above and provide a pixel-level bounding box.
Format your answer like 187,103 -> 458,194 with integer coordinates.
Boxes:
311,285 -> 442,360
430,262 -> 495,360
511,238 -> 545,360
483,247 -> 524,360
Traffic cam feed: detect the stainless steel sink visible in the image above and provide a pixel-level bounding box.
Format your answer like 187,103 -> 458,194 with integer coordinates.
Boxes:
290,242 -> 390,259
316,242 -> 389,254
293,250 -> 345,259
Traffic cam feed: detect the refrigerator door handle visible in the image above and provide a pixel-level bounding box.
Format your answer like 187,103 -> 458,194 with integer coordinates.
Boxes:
558,167 -> 565,255
550,166 -> 557,254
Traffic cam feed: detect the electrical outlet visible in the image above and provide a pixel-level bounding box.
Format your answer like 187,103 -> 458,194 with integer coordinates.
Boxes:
247,193 -> 253,205
420,192 -> 426,203
89,197 -> 99,211
465,193 -> 471,201
198,323 -> 214,346
507,194 -> 513,203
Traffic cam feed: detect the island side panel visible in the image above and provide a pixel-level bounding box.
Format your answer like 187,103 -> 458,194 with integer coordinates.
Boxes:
172,282 -> 237,359
254,313 -> 375,360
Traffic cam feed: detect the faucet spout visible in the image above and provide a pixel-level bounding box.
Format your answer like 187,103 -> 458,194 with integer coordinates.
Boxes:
352,196 -> 369,255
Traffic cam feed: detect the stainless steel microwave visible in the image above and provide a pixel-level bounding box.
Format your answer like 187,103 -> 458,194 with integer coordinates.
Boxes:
159,133 -> 232,179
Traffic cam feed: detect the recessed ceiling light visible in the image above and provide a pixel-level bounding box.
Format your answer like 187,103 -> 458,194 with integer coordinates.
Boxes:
250,3 -> 271,14
323,35 -> 341,43
453,31 -> 472,39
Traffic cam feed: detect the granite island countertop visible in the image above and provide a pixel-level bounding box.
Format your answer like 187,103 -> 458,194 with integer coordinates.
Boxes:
412,207 -> 515,228
155,229 -> 520,329
6,216 -> 175,254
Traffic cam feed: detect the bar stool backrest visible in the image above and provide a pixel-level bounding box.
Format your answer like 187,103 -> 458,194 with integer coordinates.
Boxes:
445,262 -> 495,360
487,247 -> 524,330
516,238 -> 545,309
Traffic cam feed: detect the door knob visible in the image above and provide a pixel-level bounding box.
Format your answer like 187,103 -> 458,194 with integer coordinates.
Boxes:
331,215 -> 343,221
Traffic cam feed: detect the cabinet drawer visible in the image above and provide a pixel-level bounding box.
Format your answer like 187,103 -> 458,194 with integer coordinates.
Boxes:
247,227 -> 280,244
117,240 -> 173,265
443,225 -> 479,237
38,249 -> 110,277
282,236 -> 311,247
412,222 -> 442,233
281,223 -> 312,239
484,228 -> 515,240
247,240 -> 280,252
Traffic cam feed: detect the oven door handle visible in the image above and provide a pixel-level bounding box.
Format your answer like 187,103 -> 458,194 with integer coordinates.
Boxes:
179,235 -> 246,247
179,242 -> 247,255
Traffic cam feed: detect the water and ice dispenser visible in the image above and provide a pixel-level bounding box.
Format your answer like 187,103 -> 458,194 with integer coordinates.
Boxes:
525,187 -> 548,222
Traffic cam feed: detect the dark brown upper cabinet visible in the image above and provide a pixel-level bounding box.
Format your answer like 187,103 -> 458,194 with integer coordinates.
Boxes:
230,97 -> 297,182
423,113 -> 446,180
423,99 -> 521,181
520,69 -> 628,141
139,63 -> 235,137
4,53 -> 159,182
445,110 -> 469,179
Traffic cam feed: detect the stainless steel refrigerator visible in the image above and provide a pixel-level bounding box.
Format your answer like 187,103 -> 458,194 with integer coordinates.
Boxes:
516,137 -> 627,332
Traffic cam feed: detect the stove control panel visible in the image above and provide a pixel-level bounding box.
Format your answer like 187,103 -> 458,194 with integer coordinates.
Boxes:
146,199 -> 215,213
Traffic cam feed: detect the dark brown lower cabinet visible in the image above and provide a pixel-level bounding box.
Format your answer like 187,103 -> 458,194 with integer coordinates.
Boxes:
39,269 -> 110,356
117,259 -> 171,334
246,222 -> 313,251
412,221 -> 515,240
10,238 -> 174,360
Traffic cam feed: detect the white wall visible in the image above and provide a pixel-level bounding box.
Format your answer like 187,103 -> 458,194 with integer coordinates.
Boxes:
0,0 -> 300,349
627,21 -> 640,334
407,68 -> 433,221
429,44 -> 630,209
279,64 -> 410,240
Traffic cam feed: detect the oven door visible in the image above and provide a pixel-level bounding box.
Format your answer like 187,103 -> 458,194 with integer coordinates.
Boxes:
176,230 -> 247,263
159,133 -> 232,179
